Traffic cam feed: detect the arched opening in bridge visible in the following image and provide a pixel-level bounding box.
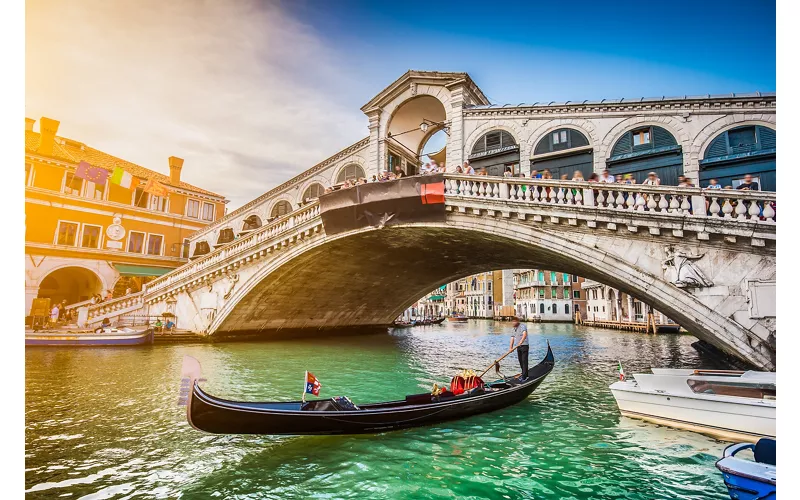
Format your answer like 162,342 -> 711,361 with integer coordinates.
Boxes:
532,128 -> 591,180
607,126 -> 683,184
336,164 -> 365,184
216,228 -> 235,246
37,266 -> 103,305
387,95 -> 448,176
302,183 -> 325,204
699,124 -> 775,190
469,130 -> 519,176
192,241 -> 210,258
270,200 -> 292,220
419,129 -> 447,169
241,215 -> 262,232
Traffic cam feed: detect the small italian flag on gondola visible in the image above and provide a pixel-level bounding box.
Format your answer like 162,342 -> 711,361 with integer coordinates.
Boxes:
303,371 -> 321,401
618,361 -> 625,381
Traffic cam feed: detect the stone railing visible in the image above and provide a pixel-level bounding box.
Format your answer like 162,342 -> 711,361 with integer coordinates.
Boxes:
76,291 -> 145,327
443,175 -> 776,223
144,201 -> 322,299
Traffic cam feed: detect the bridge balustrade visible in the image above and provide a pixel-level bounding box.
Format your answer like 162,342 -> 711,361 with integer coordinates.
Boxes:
443,174 -> 776,223
143,202 -> 321,298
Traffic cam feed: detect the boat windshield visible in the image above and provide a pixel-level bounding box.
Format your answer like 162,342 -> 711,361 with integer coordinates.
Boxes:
686,379 -> 776,399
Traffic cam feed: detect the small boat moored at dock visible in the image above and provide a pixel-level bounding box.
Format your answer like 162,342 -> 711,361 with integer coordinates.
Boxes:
716,438 -> 776,500
26,327 -> 154,347
610,368 -> 775,442
179,343 -> 555,435
447,314 -> 468,323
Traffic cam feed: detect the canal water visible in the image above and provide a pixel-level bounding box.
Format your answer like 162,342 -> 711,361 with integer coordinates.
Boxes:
26,321 -> 731,499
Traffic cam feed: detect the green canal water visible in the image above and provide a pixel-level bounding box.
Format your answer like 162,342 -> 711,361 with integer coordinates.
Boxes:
26,321 -> 732,499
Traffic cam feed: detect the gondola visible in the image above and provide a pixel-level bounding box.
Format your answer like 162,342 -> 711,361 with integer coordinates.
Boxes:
179,342 -> 555,435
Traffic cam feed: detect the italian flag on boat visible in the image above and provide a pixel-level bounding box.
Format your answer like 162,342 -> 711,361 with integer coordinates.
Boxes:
110,166 -> 139,190
618,361 -> 625,381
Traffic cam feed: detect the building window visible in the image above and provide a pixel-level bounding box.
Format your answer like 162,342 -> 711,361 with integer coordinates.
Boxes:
186,199 -> 200,218
550,272 -> 557,283
128,231 -> 145,253
146,234 -> 163,255
602,306 -> 606,312
302,183 -> 325,203
85,181 -> 104,201
601,289 -> 605,299
728,126 -> 757,149
539,303 -> 545,314
149,195 -> 168,212
563,273 -> 569,283
56,221 -> 79,246
182,238 -> 190,258
575,304 -> 580,312
552,130 -> 567,145
565,304 -> 570,315
25,163 -> 33,186
64,173 -> 83,196
572,275 -> 579,283
632,128 -> 651,146
471,130 -> 517,155
563,288 -> 570,299
202,202 -> 215,221
271,200 -> 292,218
133,187 -> 149,208
538,289 -> 545,299
538,271 -> 544,282
551,288 -> 557,299
336,164 -> 366,184
81,224 -> 102,248
573,290 -> 580,299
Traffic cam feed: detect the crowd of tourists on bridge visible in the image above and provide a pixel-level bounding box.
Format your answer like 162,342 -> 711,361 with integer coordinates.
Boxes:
326,158 -> 761,193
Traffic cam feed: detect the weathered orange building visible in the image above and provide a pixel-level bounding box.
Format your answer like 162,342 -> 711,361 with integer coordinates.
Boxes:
25,117 -> 228,314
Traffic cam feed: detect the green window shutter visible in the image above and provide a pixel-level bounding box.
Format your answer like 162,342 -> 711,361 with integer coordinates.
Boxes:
563,288 -> 569,299
705,133 -> 729,158
652,126 -> 677,148
538,271 -> 544,282
550,272 -> 557,282
551,288 -> 557,299
758,126 -> 776,150
611,133 -> 633,156
569,130 -> 589,147
563,273 -> 569,282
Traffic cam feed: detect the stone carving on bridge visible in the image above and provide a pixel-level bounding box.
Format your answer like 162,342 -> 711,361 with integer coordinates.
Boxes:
223,274 -> 240,300
662,246 -> 713,289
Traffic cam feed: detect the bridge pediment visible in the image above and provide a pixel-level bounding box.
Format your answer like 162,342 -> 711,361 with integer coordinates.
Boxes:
360,70 -> 489,114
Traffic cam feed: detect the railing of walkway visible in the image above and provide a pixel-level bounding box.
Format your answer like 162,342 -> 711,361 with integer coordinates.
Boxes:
443,175 -> 776,223
138,174 -> 777,302
144,201 -> 321,297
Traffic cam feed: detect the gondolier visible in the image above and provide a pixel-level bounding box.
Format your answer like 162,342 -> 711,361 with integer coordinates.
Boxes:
510,317 -> 529,380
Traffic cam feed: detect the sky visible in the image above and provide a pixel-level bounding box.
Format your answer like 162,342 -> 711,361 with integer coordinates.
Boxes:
26,0 -> 776,209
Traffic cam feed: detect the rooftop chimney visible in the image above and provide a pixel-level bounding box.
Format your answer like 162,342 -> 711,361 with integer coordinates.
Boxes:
25,118 -> 35,131
169,156 -> 184,185
38,117 -> 60,156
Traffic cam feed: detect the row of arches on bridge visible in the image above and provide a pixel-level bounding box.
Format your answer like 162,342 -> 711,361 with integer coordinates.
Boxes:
468,122 -> 776,190
190,166 -> 371,257
189,121 -> 775,259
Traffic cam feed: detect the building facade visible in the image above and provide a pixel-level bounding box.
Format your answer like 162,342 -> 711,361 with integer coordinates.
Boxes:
25,117 -> 228,314
582,279 -> 669,324
184,71 -> 776,256
513,269 -> 574,321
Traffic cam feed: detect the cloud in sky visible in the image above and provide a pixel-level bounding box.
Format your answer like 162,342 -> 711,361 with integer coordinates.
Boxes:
26,0 -> 369,209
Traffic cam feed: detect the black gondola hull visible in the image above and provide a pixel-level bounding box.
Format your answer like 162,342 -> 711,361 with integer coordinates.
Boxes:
183,344 -> 554,435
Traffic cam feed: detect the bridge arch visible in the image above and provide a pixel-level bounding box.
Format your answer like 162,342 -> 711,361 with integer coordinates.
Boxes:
36,265 -> 106,305
692,114 -> 776,160
204,215 -> 772,369
335,163 -> 366,184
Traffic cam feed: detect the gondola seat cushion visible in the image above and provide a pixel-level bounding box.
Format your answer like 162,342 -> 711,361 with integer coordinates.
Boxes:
450,375 -> 485,396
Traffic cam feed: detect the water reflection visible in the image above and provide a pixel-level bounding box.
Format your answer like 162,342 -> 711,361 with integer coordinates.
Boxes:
26,321 -> 730,499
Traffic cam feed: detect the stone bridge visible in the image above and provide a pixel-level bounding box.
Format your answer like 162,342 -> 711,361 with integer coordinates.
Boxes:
83,175 -> 776,369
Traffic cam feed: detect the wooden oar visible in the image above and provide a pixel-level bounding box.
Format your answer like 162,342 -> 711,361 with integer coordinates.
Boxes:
478,346 -> 518,379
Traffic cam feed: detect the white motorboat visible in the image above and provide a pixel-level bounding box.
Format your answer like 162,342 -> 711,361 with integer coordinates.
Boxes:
610,368 -> 775,442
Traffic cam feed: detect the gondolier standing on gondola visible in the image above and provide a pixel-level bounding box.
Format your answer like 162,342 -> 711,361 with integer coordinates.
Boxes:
510,317 -> 529,380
